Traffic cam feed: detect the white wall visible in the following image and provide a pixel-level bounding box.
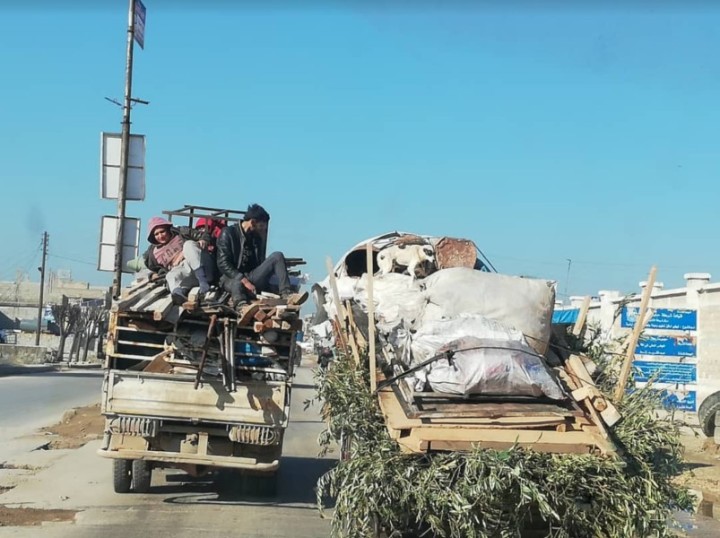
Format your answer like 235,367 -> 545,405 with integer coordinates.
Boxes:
565,272 -> 720,422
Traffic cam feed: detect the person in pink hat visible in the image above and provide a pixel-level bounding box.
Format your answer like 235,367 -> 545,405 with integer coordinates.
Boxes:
143,217 -> 213,305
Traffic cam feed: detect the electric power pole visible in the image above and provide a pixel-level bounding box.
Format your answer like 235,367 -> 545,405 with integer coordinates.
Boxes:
112,0 -> 138,298
35,232 -> 49,346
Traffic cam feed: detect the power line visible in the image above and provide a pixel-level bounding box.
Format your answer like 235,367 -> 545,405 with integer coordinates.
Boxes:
48,253 -> 96,267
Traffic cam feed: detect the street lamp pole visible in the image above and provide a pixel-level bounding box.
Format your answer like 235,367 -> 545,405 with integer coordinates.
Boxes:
112,0 -> 137,298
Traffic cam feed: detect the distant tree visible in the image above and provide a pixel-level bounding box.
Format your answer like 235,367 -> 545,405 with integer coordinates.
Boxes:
80,305 -> 108,362
50,296 -> 80,362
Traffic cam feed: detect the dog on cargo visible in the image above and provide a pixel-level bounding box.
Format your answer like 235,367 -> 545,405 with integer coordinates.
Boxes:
376,244 -> 435,279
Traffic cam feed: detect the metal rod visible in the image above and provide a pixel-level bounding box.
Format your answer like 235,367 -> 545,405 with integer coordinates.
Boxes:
35,232 -> 48,346
194,314 -> 218,390
112,0 -> 137,298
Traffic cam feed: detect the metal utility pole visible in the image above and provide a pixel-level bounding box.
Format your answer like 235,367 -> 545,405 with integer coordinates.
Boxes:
35,232 -> 48,346
564,258 -> 572,298
112,0 -> 138,298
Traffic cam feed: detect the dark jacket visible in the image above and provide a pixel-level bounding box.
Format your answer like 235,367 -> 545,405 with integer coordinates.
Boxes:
216,223 -> 267,281
143,226 -> 209,274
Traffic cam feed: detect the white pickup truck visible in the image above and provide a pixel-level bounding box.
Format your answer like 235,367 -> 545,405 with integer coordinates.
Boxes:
97,205 -> 304,494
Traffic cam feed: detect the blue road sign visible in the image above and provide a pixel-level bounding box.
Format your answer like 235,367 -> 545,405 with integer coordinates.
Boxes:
633,361 -> 697,384
134,0 -> 146,49
621,307 -> 697,331
636,335 -> 696,357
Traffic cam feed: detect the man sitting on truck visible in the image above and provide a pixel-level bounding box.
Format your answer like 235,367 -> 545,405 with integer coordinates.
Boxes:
144,217 -> 214,305
216,203 -> 306,311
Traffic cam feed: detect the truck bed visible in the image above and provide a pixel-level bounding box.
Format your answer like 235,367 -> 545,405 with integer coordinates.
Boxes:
103,370 -> 288,426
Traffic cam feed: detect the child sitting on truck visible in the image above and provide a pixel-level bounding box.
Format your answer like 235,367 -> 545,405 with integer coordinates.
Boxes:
143,217 -> 214,305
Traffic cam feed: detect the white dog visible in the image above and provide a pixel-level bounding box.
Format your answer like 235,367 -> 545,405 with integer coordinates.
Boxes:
376,244 -> 435,278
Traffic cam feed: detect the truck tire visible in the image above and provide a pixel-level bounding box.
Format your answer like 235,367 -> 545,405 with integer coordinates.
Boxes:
113,459 -> 132,494
698,391 -> 720,437
131,459 -> 152,493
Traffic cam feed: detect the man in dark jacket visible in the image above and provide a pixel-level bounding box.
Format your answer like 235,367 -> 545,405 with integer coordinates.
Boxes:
216,204 -> 305,309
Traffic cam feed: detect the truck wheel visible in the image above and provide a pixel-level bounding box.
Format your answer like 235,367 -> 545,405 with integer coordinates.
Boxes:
113,459 -> 132,494
698,391 -> 720,437
131,459 -> 152,493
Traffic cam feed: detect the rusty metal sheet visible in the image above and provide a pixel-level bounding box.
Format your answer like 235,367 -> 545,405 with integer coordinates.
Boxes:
434,237 -> 477,269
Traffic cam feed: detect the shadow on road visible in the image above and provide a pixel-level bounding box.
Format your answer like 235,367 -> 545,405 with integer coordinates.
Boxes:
28,370 -> 104,379
159,455 -> 337,507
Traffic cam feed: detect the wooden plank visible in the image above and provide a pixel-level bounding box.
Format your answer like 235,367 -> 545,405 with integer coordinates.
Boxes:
380,389 -> 575,426
566,355 -> 622,427
237,304 -> 260,326
325,256 -> 350,355
343,300 -> 362,366
615,266 -> 656,402
423,417 -> 569,428
563,356 -> 617,444
152,296 -> 174,321
377,376 -> 615,455
397,425 -> 609,449
114,284 -> 158,311
142,349 -> 174,374
366,242 -> 377,392
132,285 -> 170,312
572,296 -> 592,336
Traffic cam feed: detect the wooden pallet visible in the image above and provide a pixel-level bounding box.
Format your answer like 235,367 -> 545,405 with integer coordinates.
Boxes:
376,375 -> 616,456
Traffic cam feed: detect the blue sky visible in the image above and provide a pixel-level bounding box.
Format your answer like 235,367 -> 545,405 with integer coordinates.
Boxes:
1,1 -> 718,302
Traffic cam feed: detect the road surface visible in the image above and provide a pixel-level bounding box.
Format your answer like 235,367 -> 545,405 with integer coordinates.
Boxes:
0,361 -> 335,537
2,365 -> 720,536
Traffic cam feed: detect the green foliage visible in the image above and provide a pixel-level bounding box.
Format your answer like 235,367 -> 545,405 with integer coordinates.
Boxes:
312,347 -> 694,538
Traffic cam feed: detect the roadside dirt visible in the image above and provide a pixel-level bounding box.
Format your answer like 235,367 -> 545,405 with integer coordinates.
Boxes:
677,432 -> 720,505
0,405 -> 103,527
39,403 -> 104,450
0,506 -> 76,526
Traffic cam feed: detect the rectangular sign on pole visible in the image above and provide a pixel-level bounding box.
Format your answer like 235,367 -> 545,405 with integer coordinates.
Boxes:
100,132 -> 146,200
98,216 -> 141,273
134,0 -> 146,49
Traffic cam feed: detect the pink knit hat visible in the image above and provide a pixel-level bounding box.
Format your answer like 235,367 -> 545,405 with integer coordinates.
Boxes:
147,217 -> 172,244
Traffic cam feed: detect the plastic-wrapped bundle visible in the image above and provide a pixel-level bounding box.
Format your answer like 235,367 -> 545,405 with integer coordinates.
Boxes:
425,336 -> 565,400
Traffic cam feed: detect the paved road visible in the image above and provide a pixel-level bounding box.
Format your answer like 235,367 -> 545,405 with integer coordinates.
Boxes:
0,369 -> 103,463
2,366 -> 719,536
0,370 -> 102,431
0,361 -> 335,537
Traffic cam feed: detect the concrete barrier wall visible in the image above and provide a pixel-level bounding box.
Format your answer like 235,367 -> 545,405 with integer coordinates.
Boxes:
0,344 -> 49,365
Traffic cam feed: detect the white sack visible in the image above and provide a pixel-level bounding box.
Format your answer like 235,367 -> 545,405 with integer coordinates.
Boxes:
409,314 -> 527,364
419,267 -> 555,355
353,273 -> 426,333
425,336 -> 565,399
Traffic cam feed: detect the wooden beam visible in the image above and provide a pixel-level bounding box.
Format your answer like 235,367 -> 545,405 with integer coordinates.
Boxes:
572,295 -> 592,336
614,266 -> 657,402
325,256 -> 349,354
366,242 -> 377,392
152,296 -> 174,321
343,300 -> 362,365
132,285 -> 170,312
